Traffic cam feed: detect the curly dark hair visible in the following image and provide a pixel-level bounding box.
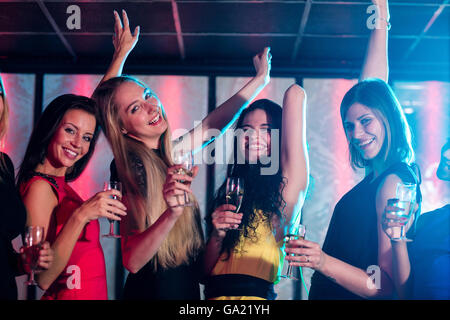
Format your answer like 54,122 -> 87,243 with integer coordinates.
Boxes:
206,99 -> 286,260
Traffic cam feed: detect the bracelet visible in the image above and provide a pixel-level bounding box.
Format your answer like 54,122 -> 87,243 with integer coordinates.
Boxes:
376,17 -> 391,30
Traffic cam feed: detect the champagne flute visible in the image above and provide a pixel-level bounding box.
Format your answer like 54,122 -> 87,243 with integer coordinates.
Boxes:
282,224 -> 306,280
390,182 -> 416,242
225,177 -> 244,231
102,181 -> 122,238
172,149 -> 194,207
23,226 -> 44,286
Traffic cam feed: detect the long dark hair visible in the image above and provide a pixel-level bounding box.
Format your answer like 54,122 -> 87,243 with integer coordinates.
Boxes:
17,94 -> 100,186
206,99 -> 286,259
340,78 -> 414,170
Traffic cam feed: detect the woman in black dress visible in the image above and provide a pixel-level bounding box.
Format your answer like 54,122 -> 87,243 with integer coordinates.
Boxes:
0,75 -> 53,299
285,0 -> 421,299
287,79 -> 422,299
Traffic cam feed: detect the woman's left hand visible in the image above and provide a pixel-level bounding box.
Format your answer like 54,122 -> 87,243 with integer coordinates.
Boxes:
253,47 -> 271,85
36,241 -> 53,271
112,9 -> 140,58
285,239 -> 326,271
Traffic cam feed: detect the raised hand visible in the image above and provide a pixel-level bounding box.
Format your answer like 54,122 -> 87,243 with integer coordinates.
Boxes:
112,9 -> 140,58
253,47 -> 272,85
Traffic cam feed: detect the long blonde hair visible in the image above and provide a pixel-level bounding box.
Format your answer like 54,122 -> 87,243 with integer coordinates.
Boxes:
93,76 -> 204,270
0,76 -> 10,182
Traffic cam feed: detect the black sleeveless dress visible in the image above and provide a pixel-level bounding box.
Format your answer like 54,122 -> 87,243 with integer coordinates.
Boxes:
110,151 -> 202,300
0,153 -> 27,299
309,162 -> 421,300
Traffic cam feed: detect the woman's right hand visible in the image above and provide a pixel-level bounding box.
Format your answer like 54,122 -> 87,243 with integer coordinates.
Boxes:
163,165 -> 198,216
75,189 -> 127,224
211,204 -> 243,239
112,9 -> 140,59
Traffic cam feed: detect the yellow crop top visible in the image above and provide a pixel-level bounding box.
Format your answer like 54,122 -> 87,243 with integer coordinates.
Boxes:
211,209 -> 285,284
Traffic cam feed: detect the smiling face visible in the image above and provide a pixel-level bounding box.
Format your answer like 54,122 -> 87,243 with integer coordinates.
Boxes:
45,109 -> 96,175
238,108 -> 272,163
113,81 -> 168,149
344,102 -> 386,162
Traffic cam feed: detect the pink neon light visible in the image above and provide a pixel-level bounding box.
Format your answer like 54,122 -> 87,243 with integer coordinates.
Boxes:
332,79 -> 358,198
158,76 -> 183,132
421,81 -> 445,207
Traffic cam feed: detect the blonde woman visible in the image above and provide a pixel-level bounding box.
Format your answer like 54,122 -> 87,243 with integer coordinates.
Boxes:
92,11 -> 271,299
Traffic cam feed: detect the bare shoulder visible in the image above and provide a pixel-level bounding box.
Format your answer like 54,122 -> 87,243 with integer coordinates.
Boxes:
377,173 -> 403,196
375,173 -> 403,213
22,178 -> 58,207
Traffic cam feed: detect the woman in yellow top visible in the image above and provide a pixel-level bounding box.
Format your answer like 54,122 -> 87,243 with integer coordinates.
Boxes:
204,84 -> 309,300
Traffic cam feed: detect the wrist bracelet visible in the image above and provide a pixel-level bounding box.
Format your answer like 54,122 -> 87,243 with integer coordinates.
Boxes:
376,17 -> 391,30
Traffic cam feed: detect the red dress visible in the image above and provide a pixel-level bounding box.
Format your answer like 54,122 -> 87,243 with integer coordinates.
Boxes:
20,174 -> 108,300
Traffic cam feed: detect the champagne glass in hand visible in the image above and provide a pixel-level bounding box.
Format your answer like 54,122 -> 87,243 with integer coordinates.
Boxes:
225,177 -> 244,231
172,149 -> 194,207
102,181 -> 122,238
389,182 -> 416,242
282,224 -> 306,280
23,226 -> 45,286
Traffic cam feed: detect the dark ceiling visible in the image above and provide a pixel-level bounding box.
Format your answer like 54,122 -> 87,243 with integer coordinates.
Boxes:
0,0 -> 449,80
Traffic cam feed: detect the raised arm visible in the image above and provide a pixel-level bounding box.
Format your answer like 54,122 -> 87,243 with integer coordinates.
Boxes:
176,48 -> 271,152
275,84 -> 309,241
360,0 -> 390,82
97,10 -> 139,87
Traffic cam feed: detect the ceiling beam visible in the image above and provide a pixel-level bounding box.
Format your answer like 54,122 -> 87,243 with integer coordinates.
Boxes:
291,0 -> 312,62
403,0 -> 449,60
171,0 -> 186,60
35,0 -> 77,61
2,31 -> 449,41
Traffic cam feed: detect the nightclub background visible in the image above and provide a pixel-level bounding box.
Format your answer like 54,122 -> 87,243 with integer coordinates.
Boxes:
0,0 -> 448,300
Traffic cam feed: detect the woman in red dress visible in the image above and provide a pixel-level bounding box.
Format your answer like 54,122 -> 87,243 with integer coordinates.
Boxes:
17,94 -> 127,300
